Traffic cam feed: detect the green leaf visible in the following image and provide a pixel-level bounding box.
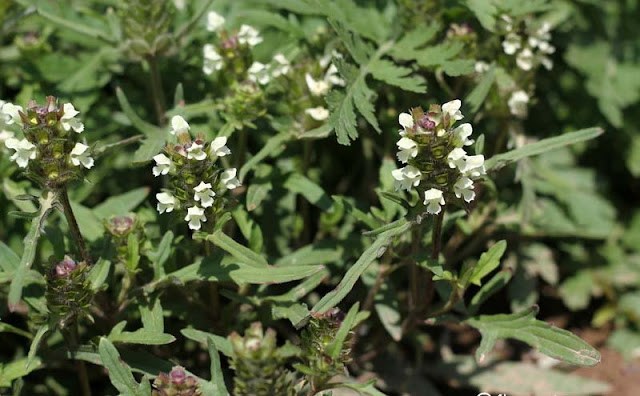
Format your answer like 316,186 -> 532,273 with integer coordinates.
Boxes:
99,337 -> 143,395
327,302 -> 359,359
35,6 -> 116,44
363,264 -> 402,341
272,303 -> 310,327
140,298 -> 164,333
26,324 -> 49,370
284,173 -> 333,210
469,240 -> 507,286
69,201 -> 104,241
109,330 -> 175,346
88,259 -> 111,291
468,268 -> 513,315
0,356 -> 43,387
312,220 -> 412,314
485,128 -> 604,170
369,58 -> 426,93
465,66 -> 496,113
239,132 -> 288,181
337,379 -> 388,396
465,306 -> 601,366
466,0 -> 499,31
199,230 -> 268,267
0,323 -> 33,339
207,338 -> 230,396
147,231 -> 173,281
9,192 -> 57,311
180,329 -> 232,357
92,187 -> 149,219
0,241 -> 20,272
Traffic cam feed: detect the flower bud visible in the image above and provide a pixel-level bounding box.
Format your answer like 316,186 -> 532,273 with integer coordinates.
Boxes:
152,366 -> 201,396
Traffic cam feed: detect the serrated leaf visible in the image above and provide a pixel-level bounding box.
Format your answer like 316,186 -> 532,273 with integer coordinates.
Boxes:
312,220 -> 413,314
99,338 -> 143,395
465,306 -> 601,366
485,128 -> 603,170
140,297 -> 164,333
369,58 -> 426,93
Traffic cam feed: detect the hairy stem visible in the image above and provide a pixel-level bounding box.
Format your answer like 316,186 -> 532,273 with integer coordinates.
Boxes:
147,55 -> 166,126
59,189 -> 90,264
68,322 -> 92,396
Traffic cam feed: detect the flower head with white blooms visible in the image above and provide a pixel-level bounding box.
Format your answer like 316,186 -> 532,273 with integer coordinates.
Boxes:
390,99 -> 486,216
153,115 -> 243,231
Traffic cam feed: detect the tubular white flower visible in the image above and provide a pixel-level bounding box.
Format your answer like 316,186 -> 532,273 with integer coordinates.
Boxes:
61,103 -> 85,133
173,0 -> 185,10
447,148 -> 467,171
221,168 -> 241,189
324,64 -> 345,86
442,99 -> 463,121
502,33 -> 521,55
541,56 -> 553,70
187,142 -> 207,161
508,90 -> 529,118
272,54 -> 290,77
170,115 -> 190,135
396,137 -> 418,163
452,123 -> 474,147
206,11 -> 225,32
5,137 -> 36,168
1,102 -> 23,126
237,25 -> 262,47
203,44 -> 224,75
209,136 -> 231,159
305,73 -> 330,96
454,176 -> 476,202
305,107 -> 330,121
398,112 -> 414,131
474,61 -> 490,74
185,206 -> 207,230
70,143 -> 94,169
462,154 -> 486,178
194,182 -> 216,208
152,153 -> 172,176
0,130 -> 15,148
516,48 -> 533,71
423,188 -> 445,214
156,192 -> 176,214
248,62 -> 270,85
391,165 -> 421,191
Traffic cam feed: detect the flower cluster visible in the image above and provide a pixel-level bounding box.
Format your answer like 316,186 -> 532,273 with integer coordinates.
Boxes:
45,255 -> 93,328
153,115 -> 241,231
303,51 -> 345,121
391,99 -> 485,215
2,96 -> 93,189
152,366 -> 201,396
202,11 -> 290,85
501,15 -> 555,71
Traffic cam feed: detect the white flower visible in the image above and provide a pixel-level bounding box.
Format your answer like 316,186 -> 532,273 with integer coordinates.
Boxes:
272,54 -> 290,77
193,182 -> 216,208
187,141 -> 207,161
70,143 -> 94,169
474,61 -> 490,74
442,99 -> 463,121
61,103 -> 85,133
396,137 -> 418,163
454,176 -> 476,202
501,14 -> 513,31
5,138 -> 36,168
156,192 -> 176,214
324,64 -> 345,86
206,11 -> 225,32
203,44 -> 224,75
1,102 -> 23,126
305,107 -> 330,121
462,154 -> 486,178
0,130 -> 14,148
173,0 -> 185,10
423,188 -> 445,215
248,62 -> 270,85
221,168 -> 241,189
508,90 -> 529,118
170,115 -> 190,135
398,112 -> 414,131
391,165 -> 421,191
152,153 -> 172,176
447,148 -> 467,171
502,33 -> 521,55
237,25 -> 262,47
305,73 -> 330,96
185,206 -> 207,230
209,136 -> 231,159
516,48 -> 534,71
452,123 -> 474,147
541,56 -> 553,70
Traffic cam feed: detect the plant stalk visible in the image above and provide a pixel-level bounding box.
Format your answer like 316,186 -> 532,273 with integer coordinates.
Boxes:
68,322 -> 92,396
147,55 -> 166,126
59,189 -> 90,264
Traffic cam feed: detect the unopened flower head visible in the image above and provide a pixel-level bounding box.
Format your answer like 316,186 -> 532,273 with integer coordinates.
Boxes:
153,116 -> 243,231
390,99 -> 485,215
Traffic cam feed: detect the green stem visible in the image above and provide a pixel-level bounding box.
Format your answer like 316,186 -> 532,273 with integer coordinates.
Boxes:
147,55 -> 166,126
59,189 -> 90,264
424,209 -> 445,314
204,241 -> 221,322
68,323 -> 92,396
